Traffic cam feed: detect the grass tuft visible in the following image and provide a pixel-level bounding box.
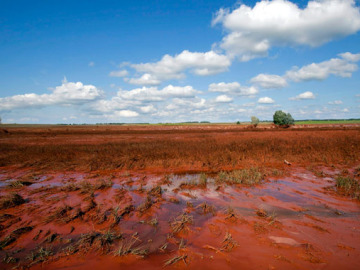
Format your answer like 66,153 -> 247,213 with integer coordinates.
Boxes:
170,212 -> 193,234
0,193 -> 26,209
335,175 -> 360,200
216,168 -> 263,186
221,232 -> 238,252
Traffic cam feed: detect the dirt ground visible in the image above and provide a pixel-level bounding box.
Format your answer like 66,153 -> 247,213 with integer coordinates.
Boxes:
0,124 -> 359,269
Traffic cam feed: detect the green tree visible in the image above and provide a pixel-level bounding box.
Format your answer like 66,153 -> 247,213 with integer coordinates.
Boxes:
251,116 -> 259,127
273,110 -> 294,127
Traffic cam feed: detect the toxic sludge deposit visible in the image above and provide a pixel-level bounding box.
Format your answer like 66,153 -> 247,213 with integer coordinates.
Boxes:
0,124 -> 359,269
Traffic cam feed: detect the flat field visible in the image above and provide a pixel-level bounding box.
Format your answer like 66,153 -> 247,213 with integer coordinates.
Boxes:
0,124 -> 359,269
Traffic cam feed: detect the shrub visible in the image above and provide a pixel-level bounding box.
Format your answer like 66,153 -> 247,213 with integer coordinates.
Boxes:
273,110 -> 294,127
251,116 -> 259,127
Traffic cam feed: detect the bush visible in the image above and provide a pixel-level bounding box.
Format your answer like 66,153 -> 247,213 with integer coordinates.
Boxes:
251,116 -> 259,127
273,110 -> 294,127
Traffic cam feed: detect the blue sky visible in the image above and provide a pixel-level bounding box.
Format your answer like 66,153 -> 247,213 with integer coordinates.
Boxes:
0,0 -> 359,124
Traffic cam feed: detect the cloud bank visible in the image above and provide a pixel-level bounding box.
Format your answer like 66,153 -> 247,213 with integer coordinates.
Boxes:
213,0 -> 360,61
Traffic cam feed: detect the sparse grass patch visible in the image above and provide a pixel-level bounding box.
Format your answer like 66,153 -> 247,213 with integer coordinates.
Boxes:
221,232 -> 238,252
45,205 -> 73,223
98,229 -> 122,252
0,193 -> 26,209
8,180 -> 32,188
0,226 -> 33,249
113,233 -> 148,258
27,246 -> 53,265
335,175 -> 360,200
170,212 -> 193,234
179,174 -> 208,189
196,202 -> 216,215
95,178 -> 113,189
199,173 -> 207,188
148,185 -> 162,197
160,174 -> 173,185
3,253 -> 19,264
137,196 -> 153,213
216,168 -> 263,186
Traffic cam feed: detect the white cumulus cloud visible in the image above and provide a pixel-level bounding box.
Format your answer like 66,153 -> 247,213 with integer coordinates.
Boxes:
114,110 -> 139,117
215,95 -> 233,103
0,79 -> 103,111
127,73 -> 161,86
213,0 -> 360,61
130,50 -> 231,82
250,74 -> 288,89
208,82 -> 258,96
289,91 -> 316,100
118,85 -> 200,102
258,97 -> 275,104
286,53 -> 359,82
338,52 -> 360,62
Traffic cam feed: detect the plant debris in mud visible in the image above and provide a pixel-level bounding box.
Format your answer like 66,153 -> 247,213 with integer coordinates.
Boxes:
27,246 -> 53,265
3,253 -> 19,264
114,233 -> 148,258
138,195 -> 154,213
224,206 -> 244,223
8,180 -> 33,188
164,254 -> 188,267
196,202 -> 216,215
0,226 -> 33,249
221,232 -> 238,252
45,205 -> 73,223
170,212 -> 193,234
148,185 -> 162,197
0,193 -> 26,209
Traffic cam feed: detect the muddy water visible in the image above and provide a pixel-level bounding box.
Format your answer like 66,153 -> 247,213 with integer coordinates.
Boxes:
0,167 -> 359,269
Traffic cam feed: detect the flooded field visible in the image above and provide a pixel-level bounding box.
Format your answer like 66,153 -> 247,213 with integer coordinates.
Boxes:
0,124 -> 359,269
0,166 -> 359,269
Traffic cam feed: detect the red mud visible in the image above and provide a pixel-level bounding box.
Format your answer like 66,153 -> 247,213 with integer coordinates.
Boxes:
0,125 -> 359,269
0,167 -> 359,269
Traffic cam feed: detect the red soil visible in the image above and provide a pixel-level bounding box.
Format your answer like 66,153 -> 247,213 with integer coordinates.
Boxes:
0,124 -> 359,269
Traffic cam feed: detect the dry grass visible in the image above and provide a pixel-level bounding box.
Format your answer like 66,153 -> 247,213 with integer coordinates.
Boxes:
27,246 -> 53,265
137,196 -> 153,213
164,254 -> 187,267
170,213 -> 193,234
113,233 -> 148,258
335,175 -> 360,200
0,127 -> 358,172
216,168 -> 263,186
0,193 -> 26,209
196,202 -> 216,215
221,232 -> 238,252
0,226 -> 33,249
